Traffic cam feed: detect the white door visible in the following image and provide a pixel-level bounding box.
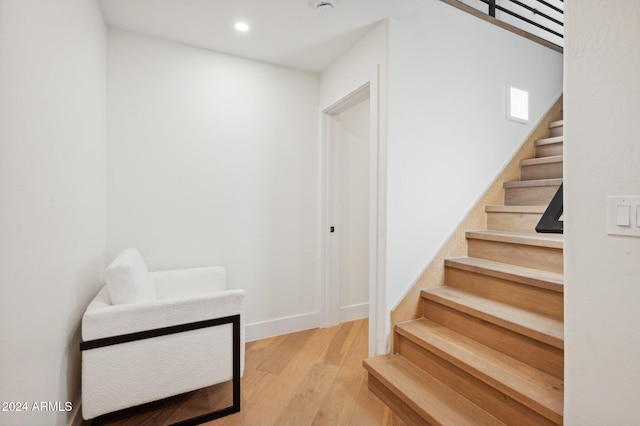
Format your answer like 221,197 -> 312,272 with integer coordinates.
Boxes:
328,95 -> 370,325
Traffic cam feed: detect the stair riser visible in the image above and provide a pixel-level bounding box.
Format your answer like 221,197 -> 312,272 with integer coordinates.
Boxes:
397,336 -> 558,426
535,142 -> 563,158
548,126 -> 563,137
486,211 -> 543,233
422,301 -> 564,379
520,162 -> 563,181
366,374 -> 430,426
504,185 -> 560,206
467,239 -> 563,273
445,267 -> 563,319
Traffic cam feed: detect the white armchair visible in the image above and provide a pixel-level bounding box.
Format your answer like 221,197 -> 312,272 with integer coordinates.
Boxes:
80,248 -> 244,422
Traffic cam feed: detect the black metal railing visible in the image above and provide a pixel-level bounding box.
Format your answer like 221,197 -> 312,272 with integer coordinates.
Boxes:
478,0 -> 563,45
536,183 -> 563,233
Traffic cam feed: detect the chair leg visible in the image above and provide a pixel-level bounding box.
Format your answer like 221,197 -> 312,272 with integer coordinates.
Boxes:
169,315 -> 241,425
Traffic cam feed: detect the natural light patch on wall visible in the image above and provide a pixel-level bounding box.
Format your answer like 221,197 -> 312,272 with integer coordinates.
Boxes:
507,84 -> 529,123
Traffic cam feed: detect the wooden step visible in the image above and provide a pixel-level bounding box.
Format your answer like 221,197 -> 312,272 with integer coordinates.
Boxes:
466,230 -> 564,249
534,136 -> 563,158
422,286 -> 563,348
445,257 -> 563,292
548,120 -> 563,137
396,319 -> 563,425
520,155 -> 563,180
420,291 -> 563,379
444,257 -> 563,319
364,355 -> 505,426
466,230 -> 563,273
503,178 -> 562,206
485,205 -> 545,233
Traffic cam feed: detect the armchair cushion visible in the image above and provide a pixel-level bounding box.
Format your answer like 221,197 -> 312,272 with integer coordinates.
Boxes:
105,248 -> 156,305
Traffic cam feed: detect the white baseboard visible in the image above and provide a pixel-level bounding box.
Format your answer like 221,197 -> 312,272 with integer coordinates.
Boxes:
339,303 -> 369,323
246,312 -> 319,342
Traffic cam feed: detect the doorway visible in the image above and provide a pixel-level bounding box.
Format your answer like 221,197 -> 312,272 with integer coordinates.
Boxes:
321,79 -> 382,357
330,93 -> 370,324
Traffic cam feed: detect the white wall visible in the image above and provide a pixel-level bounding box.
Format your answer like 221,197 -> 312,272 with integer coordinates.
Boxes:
386,0 -> 563,338
564,1 -> 640,424
0,1 -> 107,425
320,21 -> 388,110
106,30 -> 320,341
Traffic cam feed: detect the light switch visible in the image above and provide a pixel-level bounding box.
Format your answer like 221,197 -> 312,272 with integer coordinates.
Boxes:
608,196 -> 640,237
617,205 -> 631,226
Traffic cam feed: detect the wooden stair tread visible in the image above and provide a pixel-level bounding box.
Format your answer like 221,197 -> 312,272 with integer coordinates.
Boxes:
466,230 -> 563,249
396,318 -> 564,424
445,257 -> 563,292
548,120 -> 563,128
520,155 -> 563,166
503,178 -> 562,189
421,286 -> 564,348
535,136 -> 563,146
485,205 -> 546,213
364,355 -> 506,426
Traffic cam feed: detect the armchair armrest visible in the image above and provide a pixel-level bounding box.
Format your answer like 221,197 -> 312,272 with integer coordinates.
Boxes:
82,287 -> 244,341
150,266 -> 226,300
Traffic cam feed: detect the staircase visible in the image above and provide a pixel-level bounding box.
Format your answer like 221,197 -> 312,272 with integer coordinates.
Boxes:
364,119 -> 564,425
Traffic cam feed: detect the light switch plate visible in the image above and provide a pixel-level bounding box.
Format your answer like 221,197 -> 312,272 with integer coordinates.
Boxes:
617,205 -> 631,226
608,196 -> 640,237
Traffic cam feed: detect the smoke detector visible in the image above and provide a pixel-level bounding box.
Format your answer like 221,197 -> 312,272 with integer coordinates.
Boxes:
313,0 -> 335,12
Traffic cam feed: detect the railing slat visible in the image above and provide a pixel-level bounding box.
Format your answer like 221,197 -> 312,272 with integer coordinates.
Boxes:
535,0 -> 563,15
507,0 -> 563,27
495,4 -> 564,38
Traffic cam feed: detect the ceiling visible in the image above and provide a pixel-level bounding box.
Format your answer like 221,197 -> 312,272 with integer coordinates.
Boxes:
99,0 -> 425,72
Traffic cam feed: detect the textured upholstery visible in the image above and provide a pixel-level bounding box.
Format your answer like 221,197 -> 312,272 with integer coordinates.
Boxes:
81,252 -> 244,420
105,248 -> 156,304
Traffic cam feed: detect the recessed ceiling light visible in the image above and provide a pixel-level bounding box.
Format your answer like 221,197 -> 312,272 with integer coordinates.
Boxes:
234,21 -> 250,32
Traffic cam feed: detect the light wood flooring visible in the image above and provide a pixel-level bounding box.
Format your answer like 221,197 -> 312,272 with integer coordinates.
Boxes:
85,319 -> 407,426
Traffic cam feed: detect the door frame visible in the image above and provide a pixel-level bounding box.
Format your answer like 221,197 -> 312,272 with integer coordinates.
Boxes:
319,67 -> 385,356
